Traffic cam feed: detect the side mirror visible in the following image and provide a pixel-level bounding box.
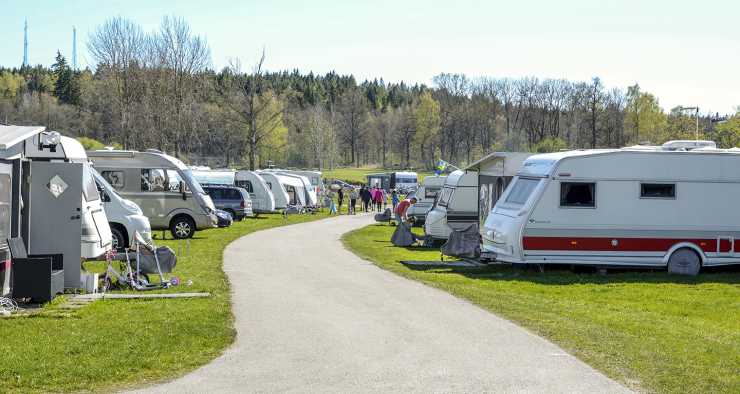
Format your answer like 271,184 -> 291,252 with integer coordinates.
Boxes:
103,192 -> 111,202
180,181 -> 187,200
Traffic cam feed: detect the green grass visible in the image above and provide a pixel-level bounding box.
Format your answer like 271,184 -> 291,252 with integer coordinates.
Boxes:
323,166 -> 434,184
0,211 -> 331,394
342,224 -> 740,394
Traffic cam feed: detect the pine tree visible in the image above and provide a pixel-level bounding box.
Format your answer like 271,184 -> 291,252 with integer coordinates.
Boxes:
51,51 -> 80,105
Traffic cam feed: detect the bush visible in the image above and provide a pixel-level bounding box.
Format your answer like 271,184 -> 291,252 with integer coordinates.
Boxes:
533,137 -> 568,153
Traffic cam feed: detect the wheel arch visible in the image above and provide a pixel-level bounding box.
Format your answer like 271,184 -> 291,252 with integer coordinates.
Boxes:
663,242 -> 706,266
109,222 -> 129,248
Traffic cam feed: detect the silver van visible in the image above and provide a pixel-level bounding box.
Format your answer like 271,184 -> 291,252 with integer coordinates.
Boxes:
88,149 -> 217,239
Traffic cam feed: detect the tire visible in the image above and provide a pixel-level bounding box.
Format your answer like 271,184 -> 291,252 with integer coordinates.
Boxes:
667,248 -> 701,276
170,216 -> 195,239
110,225 -> 127,251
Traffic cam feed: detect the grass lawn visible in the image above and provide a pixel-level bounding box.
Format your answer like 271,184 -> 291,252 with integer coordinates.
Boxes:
0,211 -> 330,394
323,166 -> 434,184
342,223 -> 740,394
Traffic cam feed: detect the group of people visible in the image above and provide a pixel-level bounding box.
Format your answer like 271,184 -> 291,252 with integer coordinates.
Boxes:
328,183 -> 417,225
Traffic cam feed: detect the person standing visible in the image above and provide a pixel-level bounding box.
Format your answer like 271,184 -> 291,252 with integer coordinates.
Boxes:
337,187 -> 344,214
349,186 -> 359,215
391,189 -> 399,212
361,186 -> 371,212
373,187 -> 383,212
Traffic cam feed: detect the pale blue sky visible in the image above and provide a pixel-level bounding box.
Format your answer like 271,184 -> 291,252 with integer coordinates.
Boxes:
2,0 -> 738,113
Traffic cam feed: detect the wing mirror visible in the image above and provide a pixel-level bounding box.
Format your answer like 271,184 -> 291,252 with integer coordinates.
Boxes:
180,181 -> 187,200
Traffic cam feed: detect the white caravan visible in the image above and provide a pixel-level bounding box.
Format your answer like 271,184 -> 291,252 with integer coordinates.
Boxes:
273,173 -> 308,206
263,169 -> 325,200
274,172 -> 317,206
90,168 -> 152,250
482,141 -> 740,275
406,175 -> 447,225
257,172 -> 290,209
424,170 -> 478,242
234,171 -> 276,213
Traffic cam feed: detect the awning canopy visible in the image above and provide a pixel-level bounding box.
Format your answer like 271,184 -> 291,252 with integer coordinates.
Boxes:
0,125 -> 45,150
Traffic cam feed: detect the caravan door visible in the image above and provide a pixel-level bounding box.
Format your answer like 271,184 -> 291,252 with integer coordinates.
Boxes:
26,161 -> 83,288
0,162 -> 12,296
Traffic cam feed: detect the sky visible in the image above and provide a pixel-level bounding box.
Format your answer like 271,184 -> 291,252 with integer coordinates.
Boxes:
2,0 -> 738,114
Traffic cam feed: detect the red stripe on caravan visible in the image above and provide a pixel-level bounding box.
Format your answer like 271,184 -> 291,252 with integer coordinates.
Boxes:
522,237 -> 718,253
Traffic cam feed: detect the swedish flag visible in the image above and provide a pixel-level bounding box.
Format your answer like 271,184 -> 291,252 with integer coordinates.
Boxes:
435,160 -> 447,175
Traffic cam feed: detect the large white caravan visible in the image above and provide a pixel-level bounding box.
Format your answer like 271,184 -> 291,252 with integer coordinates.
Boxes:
273,173 -> 308,206
406,175 -> 447,225
273,172 -> 317,207
234,171 -> 276,213
482,142 -> 740,275
263,169 -> 325,199
257,172 -> 290,209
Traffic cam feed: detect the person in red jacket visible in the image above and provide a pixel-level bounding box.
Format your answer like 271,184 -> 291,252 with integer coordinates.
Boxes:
394,197 -> 417,225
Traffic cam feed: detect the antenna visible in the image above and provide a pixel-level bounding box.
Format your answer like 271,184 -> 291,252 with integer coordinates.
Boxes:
72,26 -> 77,70
23,19 -> 28,67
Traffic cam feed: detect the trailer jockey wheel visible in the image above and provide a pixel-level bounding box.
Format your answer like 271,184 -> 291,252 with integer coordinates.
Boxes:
667,248 -> 701,276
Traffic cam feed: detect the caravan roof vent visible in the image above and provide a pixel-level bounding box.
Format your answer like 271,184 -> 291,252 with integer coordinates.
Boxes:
661,140 -> 716,151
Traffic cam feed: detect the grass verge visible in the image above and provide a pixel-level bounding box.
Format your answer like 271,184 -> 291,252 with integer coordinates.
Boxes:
0,211 -> 330,393
342,223 -> 740,394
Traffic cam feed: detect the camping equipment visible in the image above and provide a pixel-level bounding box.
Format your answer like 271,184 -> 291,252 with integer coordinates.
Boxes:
441,223 -> 481,259
391,221 -> 419,247
7,237 -> 64,302
104,231 -> 177,291
374,208 -> 392,223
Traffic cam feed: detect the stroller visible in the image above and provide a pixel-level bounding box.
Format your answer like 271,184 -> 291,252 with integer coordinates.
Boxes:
102,231 -> 178,292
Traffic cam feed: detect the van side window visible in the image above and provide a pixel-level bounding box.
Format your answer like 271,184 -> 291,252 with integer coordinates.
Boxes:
560,182 -> 596,208
166,170 -> 188,192
141,169 -> 167,192
101,171 -> 125,189
641,183 -> 675,199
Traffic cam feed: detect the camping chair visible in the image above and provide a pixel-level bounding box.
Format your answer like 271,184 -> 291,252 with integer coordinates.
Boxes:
282,204 -> 305,218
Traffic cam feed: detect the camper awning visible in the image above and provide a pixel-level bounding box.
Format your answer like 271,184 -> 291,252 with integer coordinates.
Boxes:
0,125 -> 46,150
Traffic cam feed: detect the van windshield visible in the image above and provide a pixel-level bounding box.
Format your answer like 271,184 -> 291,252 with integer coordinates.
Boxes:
181,169 -> 205,194
504,177 -> 540,206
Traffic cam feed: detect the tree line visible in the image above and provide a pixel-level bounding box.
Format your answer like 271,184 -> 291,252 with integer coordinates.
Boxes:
1,16 -> 738,171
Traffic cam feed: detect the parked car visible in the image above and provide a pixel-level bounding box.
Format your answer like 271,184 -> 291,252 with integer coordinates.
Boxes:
202,185 -> 253,220
215,209 -> 233,228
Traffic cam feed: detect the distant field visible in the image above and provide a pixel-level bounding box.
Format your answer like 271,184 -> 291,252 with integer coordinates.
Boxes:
343,224 -> 740,394
323,166 -> 434,184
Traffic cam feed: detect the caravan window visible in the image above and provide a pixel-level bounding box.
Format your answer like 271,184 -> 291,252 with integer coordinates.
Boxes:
101,171 -> 125,189
437,187 -> 454,207
425,187 -> 440,199
641,183 -> 675,199
167,170 -> 189,192
560,182 -> 596,208
141,169 -> 167,192
236,180 -> 254,193
505,177 -> 540,205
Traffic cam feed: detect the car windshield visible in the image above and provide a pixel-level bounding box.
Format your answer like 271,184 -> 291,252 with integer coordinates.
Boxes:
181,169 -> 205,194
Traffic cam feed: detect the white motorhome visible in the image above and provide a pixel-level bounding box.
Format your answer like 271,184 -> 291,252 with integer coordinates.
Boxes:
482,141 -> 740,275
406,175 -> 447,225
257,171 -> 290,209
90,168 -> 152,250
88,149 -> 217,239
234,170 -> 276,213
424,170 -> 478,242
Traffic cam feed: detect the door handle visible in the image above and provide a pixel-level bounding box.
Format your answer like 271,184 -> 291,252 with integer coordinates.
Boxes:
70,215 -> 81,220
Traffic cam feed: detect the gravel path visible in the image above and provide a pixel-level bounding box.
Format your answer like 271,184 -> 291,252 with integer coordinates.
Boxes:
130,213 -> 630,393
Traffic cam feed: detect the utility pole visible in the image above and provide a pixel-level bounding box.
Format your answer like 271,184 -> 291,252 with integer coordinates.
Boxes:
23,19 -> 28,67
72,26 -> 77,71
678,106 -> 700,140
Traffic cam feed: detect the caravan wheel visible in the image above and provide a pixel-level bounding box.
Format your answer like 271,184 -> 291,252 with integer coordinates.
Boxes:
667,248 -> 701,276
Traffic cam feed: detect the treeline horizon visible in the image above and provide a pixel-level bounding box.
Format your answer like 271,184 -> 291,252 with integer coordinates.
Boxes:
1,16 -> 739,171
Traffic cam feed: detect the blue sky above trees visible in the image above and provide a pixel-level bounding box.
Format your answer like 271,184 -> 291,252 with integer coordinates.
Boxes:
2,0 -> 738,113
